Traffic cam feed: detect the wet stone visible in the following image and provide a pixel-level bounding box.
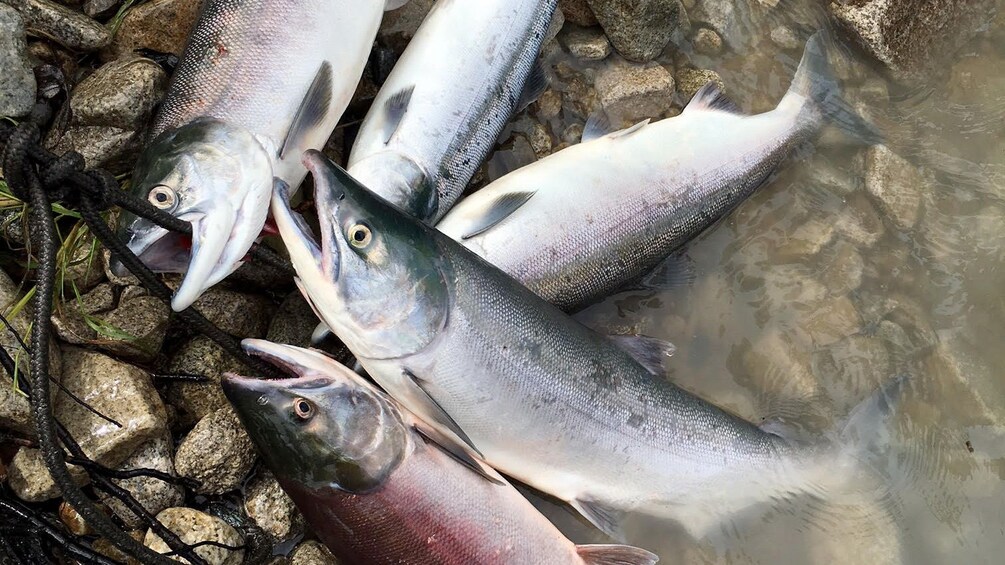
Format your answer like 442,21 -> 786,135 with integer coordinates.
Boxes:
798,296 -> 862,347
8,447 -> 88,501
9,0 -> 110,51
864,145 -> 924,230
690,0 -> 745,49
820,240 -> 865,296
1,271 -> 62,436
0,5 -> 36,118
534,88 -> 563,121
69,56 -> 168,130
674,67 -> 724,101
51,282 -> 116,344
692,27 -> 724,56
595,60 -> 675,123
166,335 -> 245,427
97,433 -> 185,528
924,335 -> 1004,426
145,507 -> 245,565
546,7 -> 565,44
83,0 -> 121,20
560,0 -> 597,26
833,192 -> 886,249
266,292 -> 320,349
190,288 -> 274,339
739,330 -> 823,418
174,407 -> 256,495
560,24 -> 612,61
61,232 -> 106,293
379,0 -> 435,52
95,292 -> 171,362
586,0 -> 689,63
103,0 -> 202,61
57,347 -> 168,466
773,218 -> 835,262
45,125 -> 137,170
812,335 -> 891,395
289,541 -> 340,565
244,470 -> 304,540
770,25 -> 801,51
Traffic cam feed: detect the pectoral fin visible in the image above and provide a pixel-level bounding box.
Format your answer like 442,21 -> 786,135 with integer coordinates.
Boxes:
516,59 -> 549,113
401,368 -> 482,457
280,61 -> 333,159
570,498 -> 627,542
382,85 -> 415,144
608,334 -> 675,375
456,191 -> 535,240
576,544 -> 659,565
412,420 -> 505,485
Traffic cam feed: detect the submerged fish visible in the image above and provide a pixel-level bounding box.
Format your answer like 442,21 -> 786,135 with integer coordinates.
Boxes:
438,34 -> 878,311
115,0 -> 405,311
347,0 -> 556,221
272,146 -> 898,540
222,339 -> 658,565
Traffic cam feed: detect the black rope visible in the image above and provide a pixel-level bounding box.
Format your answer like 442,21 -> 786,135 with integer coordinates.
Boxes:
0,497 -> 122,565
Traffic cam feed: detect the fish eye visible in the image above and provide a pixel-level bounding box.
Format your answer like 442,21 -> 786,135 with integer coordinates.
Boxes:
293,397 -> 314,421
148,186 -> 177,210
348,223 -> 372,248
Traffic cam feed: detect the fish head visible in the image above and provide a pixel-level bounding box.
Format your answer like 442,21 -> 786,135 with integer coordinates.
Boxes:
114,118 -> 274,311
348,152 -> 438,220
222,339 -> 410,493
271,149 -> 450,361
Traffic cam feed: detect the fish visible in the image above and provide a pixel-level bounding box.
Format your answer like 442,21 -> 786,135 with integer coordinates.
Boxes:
222,339 -> 659,565
437,33 -> 879,311
347,0 -> 556,221
114,0 -> 406,312
271,145 -> 900,541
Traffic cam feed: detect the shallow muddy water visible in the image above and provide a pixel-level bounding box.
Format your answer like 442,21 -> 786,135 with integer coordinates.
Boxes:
510,3 -> 1005,564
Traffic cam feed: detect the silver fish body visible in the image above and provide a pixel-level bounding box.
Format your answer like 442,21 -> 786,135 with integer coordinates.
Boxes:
117,0 -> 393,311
438,34 -> 869,311
348,0 -> 557,221
222,340 -> 657,565
271,147 -> 852,540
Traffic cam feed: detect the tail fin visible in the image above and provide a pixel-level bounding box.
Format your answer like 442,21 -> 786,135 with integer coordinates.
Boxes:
782,32 -> 882,145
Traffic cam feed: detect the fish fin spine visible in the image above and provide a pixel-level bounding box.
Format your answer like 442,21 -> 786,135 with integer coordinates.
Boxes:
576,544 -> 659,565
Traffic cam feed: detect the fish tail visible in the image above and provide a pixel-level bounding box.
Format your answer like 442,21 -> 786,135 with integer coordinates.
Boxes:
781,32 -> 882,144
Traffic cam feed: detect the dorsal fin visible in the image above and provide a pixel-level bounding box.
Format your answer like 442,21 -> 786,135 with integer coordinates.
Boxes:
412,420 -> 506,485
401,368 -> 482,457
576,544 -> 659,565
516,59 -> 549,114
682,81 -> 742,115
583,110 -> 612,142
457,191 -> 535,240
608,334 -> 675,375
639,253 -> 697,290
281,61 -> 333,159
310,321 -> 332,345
570,498 -> 627,541
382,85 -> 415,144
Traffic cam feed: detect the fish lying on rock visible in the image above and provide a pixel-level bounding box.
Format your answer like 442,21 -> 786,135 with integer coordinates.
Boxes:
223,339 -> 659,565
438,33 -> 879,311
114,0 -> 407,311
348,0 -> 557,222
272,146 -> 901,541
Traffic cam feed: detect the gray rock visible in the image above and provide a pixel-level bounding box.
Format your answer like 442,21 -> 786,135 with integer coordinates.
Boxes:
45,125 -> 137,169
812,335 -> 891,395
924,334 -> 1003,426
61,232 -> 106,293
690,0 -> 752,49
545,6 -> 565,44
101,244 -> 140,287
830,0 -> 995,80
1,270 -> 62,435
864,145 -> 924,230
807,151 -> 863,196
244,470 -> 303,540
0,6 -> 36,118
69,57 -> 168,130
145,507 -> 245,565
692,27 -> 723,56
798,296 -> 862,347
166,335 -> 245,427
51,282 -> 116,344
740,329 -> 824,420
8,447 -> 88,501
586,0 -> 689,62
57,347 -> 168,466
378,0 -> 435,52
674,67 -> 724,101
560,25 -> 612,61
772,218 -> 835,262
190,288 -> 274,339
174,407 -> 256,495
820,240 -> 864,296
833,192 -> 886,248
289,541 -> 340,565
560,0 -> 597,26
769,25 -> 800,50
595,60 -> 675,123
102,0 -> 202,61
5,0 -> 110,51
96,292 -> 171,361
97,433 -> 186,528
534,88 -> 563,121
83,0 -> 122,19
266,292 -> 321,349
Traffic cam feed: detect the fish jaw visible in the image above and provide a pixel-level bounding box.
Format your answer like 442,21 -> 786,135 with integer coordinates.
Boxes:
118,118 -> 274,311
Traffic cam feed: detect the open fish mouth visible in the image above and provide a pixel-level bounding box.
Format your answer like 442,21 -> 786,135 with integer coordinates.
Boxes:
111,228 -> 193,277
